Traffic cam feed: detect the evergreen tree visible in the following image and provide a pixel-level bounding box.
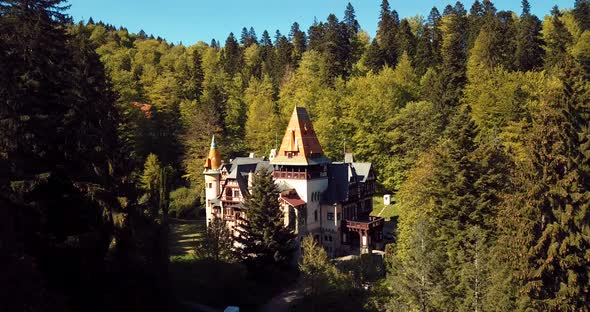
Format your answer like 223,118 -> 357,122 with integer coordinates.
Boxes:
248,26 -> 258,44
343,2 -> 360,34
289,22 -> 306,65
397,19 -> 416,59
498,61 -> 590,309
574,0 -> 590,31
468,0 -> 485,51
221,32 -> 243,77
185,48 -> 204,101
433,3 -> 469,108
240,27 -> 249,46
234,167 -> 295,271
1,1 -> 168,310
364,39 -> 385,73
515,0 -> 544,71
469,9 -> 517,71
414,7 -> 442,74
376,0 -> 399,68
387,217 -> 445,311
307,19 -> 324,51
544,6 -> 572,71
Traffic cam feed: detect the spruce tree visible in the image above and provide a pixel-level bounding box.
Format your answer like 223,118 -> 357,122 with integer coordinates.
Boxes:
289,22 -> 306,65
574,0 -> 590,31
343,2 -> 360,34
221,32 -> 243,77
234,167 -> 295,271
544,6 -> 572,71
397,19 -> 416,59
434,3 -> 469,108
515,0 -> 544,71
185,48 -> 204,101
376,0 -> 399,68
468,0 -> 485,51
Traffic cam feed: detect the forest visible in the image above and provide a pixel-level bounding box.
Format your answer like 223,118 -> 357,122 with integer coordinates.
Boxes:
2,0 -> 590,311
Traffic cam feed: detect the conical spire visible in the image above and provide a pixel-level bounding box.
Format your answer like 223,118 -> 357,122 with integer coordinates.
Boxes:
204,135 -> 221,170
271,106 -> 330,166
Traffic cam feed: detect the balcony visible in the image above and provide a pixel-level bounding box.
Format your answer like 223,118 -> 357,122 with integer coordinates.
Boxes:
344,216 -> 384,231
273,170 -> 309,180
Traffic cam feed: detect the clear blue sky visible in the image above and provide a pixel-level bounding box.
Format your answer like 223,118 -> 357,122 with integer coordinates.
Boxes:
67,0 -> 575,46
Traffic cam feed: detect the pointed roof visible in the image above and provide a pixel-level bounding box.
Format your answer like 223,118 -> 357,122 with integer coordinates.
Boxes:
204,135 -> 221,170
271,106 -> 330,166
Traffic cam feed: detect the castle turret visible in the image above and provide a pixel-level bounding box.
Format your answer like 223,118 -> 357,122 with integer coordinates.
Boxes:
204,135 -> 221,225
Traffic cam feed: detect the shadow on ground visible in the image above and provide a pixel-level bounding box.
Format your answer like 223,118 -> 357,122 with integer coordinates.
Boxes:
169,218 -> 205,257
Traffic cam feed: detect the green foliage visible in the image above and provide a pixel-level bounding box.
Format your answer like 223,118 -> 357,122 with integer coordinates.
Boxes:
245,76 -> 281,156
168,186 -> 200,218
5,1 -> 590,310
298,235 -> 364,312
234,167 -> 295,271
195,215 -> 234,261
383,101 -> 444,191
544,6 -> 573,71
496,62 -> 590,310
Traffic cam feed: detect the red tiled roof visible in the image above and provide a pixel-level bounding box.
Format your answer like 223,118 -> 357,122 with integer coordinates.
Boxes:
280,195 -> 306,207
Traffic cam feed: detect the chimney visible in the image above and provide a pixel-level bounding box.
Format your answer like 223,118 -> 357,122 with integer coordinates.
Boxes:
248,171 -> 254,191
249,152 -> 255,158
269,148 -> 277,161
344,152 -> 354,164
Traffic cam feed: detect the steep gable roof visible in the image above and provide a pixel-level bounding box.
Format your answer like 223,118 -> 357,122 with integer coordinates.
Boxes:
271,106 -> 330,166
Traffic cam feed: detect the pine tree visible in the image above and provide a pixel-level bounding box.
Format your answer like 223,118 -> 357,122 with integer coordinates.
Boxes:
387,217 -> 445,311
414,7 -> 442,74
376,0 -> 399,68
289,22 -> 306,65
574,0 -> 590,31
185,48 -> 204,101
234,167 -> 295,271
544,6 -> 572,71
240,27 -> 250,46
221,32 -> 243,77
248,26 -> 258,44
468,0 -> 485,51
515,0 -> 544,71
499,61 -> 590,310
364,39 -> 385,73
0,1 -> 170,309
434,3 -> 469,108
397,19 -> 416,59
343,2 -> 360,34
469,9 -> 517,71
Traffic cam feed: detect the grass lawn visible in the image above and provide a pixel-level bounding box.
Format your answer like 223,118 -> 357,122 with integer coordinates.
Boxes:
370,195 -> 400,220
168,218 -> 295,311
169,218 -> 205,257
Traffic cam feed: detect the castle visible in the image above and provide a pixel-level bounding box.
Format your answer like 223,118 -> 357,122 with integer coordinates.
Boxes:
203,106 -> 384,257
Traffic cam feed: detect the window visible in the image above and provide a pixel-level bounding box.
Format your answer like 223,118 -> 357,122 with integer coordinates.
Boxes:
233,189 -> 240,197
327,212 -> 334,221
208,183 -> 212,188
314,210 -> 318,222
